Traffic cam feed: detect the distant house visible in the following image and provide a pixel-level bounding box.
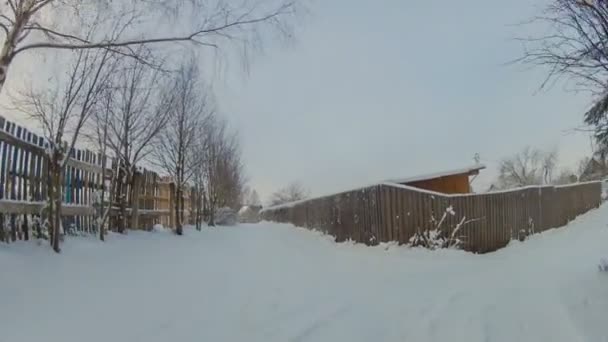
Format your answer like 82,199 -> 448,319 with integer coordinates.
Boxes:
386,164 -> 486,194
580,158 -> 608,181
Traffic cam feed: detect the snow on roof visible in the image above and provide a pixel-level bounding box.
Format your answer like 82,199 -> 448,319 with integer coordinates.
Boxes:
386,164 -> 486,184
262,164 -> 487,213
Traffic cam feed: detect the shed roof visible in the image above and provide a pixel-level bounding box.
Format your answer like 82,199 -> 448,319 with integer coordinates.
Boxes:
387,164 -> 486,184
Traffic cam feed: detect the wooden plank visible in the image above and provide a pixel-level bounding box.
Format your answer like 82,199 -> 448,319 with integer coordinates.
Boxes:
35,150 -> 43,201
28,151 -> 36,201
21,146 -> 28,202
17,134 -> 23,203
391,186 -> 399,243
377,186 -> 386,242
0,140 -> 6,199
413,191 -> 422,236
484,194 -> 492,252
370,187 -> 379,244
385,186 -> 393,242
401,189 -> 414,244
70,165 -> 76,205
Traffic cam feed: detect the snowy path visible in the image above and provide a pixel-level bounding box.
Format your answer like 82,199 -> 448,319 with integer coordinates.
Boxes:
2,207 -> 608,342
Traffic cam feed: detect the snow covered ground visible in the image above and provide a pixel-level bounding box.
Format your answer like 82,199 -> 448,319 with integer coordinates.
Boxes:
2,206 -> 608,342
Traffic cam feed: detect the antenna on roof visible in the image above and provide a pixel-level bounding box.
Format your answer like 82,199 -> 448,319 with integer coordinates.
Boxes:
474,153 -> 480,164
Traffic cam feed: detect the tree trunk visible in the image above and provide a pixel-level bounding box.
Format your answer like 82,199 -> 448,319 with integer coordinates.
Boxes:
0,20 -> 22,96
130,172 -> 141,230
208,199 -> 215,227
35,215 -> 42,239
119,187 -> 128,233
0,2 -> 36,95
181,187 -> 185,226
52,193 -> 62,253
195,192 -> 202,231
119,171 -> 128,233
10,214 -> 16,241
0,214 -> 4,242
175,185 -> 183,235
99,219 -> 105,241
48,160 -> 62,253
22,215 -> 29,241
114,165 -> 128,233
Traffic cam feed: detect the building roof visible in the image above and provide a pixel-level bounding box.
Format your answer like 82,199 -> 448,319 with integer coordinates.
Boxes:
263,164 -> 486,212
386,164 -> 486,185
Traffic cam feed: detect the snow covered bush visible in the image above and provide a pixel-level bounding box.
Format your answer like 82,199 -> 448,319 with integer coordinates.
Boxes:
408,206 -> 473,250
214,207 -> 237,226
409,229 -> 454,250
152,224 -> 166,232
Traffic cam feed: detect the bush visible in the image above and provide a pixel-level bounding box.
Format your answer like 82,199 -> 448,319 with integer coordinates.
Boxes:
409,229 -> 462,250
407,206 -> 472,250
215,207 -> 237,226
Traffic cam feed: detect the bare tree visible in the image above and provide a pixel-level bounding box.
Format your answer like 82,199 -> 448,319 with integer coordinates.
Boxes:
269,182 -> 309,206
542,148 -> 558,184
577,156 -> 592,177
152,61 -> 209,235
87,92 -> 120,241
554,168 -> 577,184
497,147 -> 559,189
0,0 -> 298,96
103,55 -> 173,232
517,0 -> 608,156
202,116 -> 245,225
191,114 -> 214,231
244,188 -> 261,206
17,47 -> 115,252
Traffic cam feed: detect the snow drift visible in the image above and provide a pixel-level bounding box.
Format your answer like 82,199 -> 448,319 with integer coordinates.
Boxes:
1,204 -> 608,342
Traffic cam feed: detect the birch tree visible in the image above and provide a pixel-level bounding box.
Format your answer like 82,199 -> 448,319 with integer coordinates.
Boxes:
202,116 -> 245,225
152,61 -> 209,235
17,47 -> 115,252
88,92 -> 120,241
0,0 -> 298,96
104,55 -> 173,232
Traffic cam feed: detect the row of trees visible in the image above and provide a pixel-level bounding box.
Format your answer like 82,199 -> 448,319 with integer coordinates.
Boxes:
0,0 -> 299,253
494,146 -> 590,190
18,48 -> 245,251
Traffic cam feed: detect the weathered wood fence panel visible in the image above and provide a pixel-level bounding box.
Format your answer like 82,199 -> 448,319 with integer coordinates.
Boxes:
262,181 -> 602,253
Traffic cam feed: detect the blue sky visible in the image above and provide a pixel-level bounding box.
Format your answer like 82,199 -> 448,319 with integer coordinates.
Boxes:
214,0 -> 596,202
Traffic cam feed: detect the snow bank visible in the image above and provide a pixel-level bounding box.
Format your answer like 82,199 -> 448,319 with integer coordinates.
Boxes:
1,205 -> 608,342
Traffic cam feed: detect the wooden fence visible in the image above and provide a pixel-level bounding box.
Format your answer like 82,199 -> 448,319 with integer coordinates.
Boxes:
261,181 -> 602,253
0,115 -> 196,241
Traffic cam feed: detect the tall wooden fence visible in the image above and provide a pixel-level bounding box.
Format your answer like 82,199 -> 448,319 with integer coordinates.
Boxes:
261,181 -> 602,253
0,115 -> 196,241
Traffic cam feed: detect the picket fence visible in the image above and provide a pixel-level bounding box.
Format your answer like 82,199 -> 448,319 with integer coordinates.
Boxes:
0,115 -> 194,242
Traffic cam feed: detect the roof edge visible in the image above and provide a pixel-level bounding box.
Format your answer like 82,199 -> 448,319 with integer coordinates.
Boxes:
387,164 -> 486,185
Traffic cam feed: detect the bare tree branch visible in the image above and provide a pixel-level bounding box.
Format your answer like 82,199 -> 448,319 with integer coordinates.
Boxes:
0,0 -> 300,96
